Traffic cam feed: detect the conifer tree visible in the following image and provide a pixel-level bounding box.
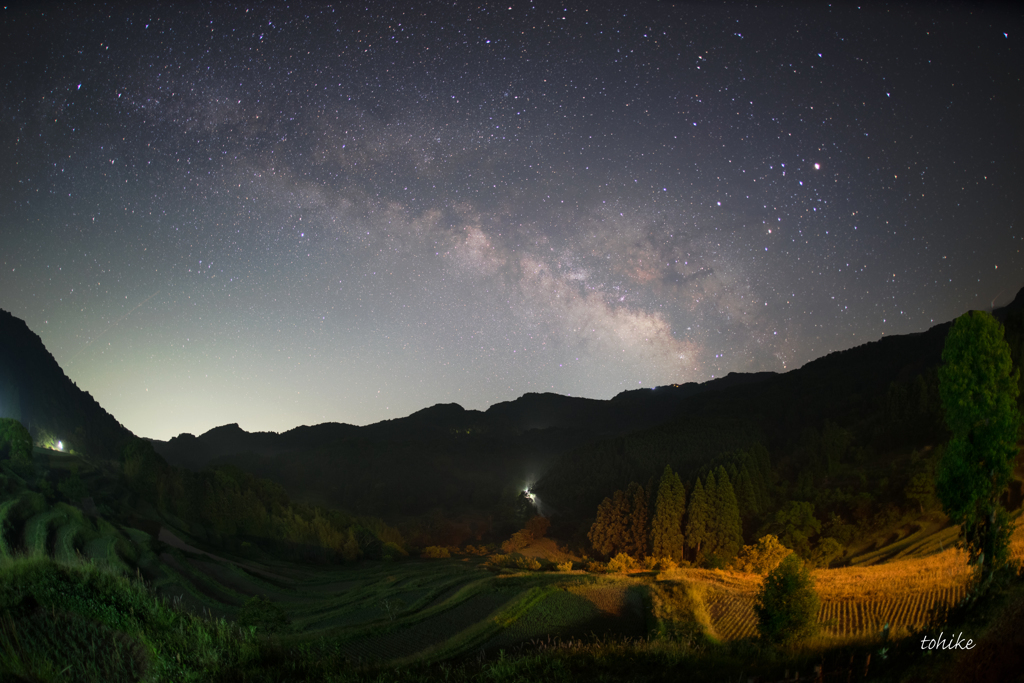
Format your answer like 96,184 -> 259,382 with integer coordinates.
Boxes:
588,492 -> 625,557
651,465 -> 687,561
625,481 -> 650,557
735,463 -> 759,518
684,475 -> 711,559
708,466 -> 743,560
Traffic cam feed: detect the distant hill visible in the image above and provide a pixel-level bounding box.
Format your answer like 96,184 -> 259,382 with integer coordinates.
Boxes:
533,287 -> 1024,535
0,309 -> 134,460
2,282 -> 1021,528
149,374 -> 776,518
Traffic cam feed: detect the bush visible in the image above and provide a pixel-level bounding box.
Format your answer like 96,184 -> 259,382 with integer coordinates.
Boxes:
733,535 -> 792,575
501,529 -> 534,553
655,556 -> 678,572
607,553 -> 637,573
754,553 -> 820,645
237,595 -> 291,635
382,541 -> 407,560
525,515 -> 551,539
555,560 -> 574,572
487,553 -> 542,571
421,545 -> 451,559
584,560 -> 607,573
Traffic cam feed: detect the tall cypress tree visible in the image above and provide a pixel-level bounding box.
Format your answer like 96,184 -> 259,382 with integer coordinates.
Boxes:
625,481 -> 650,558
735,463 -> 759,518
589,490 -> 628,557
711,465 -> 744,559
685,475 -> 711,559
651,465 -> 687,561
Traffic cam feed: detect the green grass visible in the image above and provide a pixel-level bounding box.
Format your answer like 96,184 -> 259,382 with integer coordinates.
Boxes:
24,508 -> 67,556
0,496 -> 21,559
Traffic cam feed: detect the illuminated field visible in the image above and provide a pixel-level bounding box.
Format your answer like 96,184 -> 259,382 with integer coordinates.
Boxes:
660,517 -> 1024,642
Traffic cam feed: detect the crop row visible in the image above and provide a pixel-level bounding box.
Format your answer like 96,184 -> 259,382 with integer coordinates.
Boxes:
708,591 -> 757,641
25,508 -> 68,556
339,589 -> 517,662
817,585 -> 966,638
701,582 -> 969,642
483,589 -> 604,651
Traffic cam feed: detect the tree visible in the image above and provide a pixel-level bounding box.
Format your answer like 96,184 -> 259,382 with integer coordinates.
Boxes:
706,466 -> 743,562
589,482 -> 650,558
0,418 -> 32,465
684,476 -> 710,560
734,464 -> 759,519
525,515 -> 551,539
937,311 -> 1021,585
768,501 -> 821,558
624,481 -> 650,558
754,553 -> 820,645
651,465 -> 687,561
589,490 -> 628,557
733,534 -> 792,575
904,447 -> 941,514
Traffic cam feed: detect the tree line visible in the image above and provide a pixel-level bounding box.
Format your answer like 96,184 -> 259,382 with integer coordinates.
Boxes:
122,439 -> 406,562
588,444 -> 775,567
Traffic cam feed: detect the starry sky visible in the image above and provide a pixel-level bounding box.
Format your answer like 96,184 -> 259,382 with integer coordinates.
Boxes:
1,1 -> 1022,440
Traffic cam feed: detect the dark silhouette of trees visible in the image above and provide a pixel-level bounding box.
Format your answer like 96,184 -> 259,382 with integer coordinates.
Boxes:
705,466 -> 743,563
684,475 -> 711,560
588,481 -> 649,558
0,418 -> 32,466
650,465 -> 686,561
937,311 -> 1021,585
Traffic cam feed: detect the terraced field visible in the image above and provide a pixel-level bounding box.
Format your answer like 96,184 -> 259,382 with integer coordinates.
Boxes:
4,473 -> 1022,665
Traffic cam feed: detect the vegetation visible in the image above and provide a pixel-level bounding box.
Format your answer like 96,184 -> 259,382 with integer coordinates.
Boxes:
731,535 -> 792,575
937,310 -> 1021,586
754,554 -> 821,645
0,418 -> 32,466
2,295 -> 1024,679
650,465 -> 686,562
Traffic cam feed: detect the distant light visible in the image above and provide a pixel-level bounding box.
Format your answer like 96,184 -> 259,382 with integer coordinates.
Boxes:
814,163 -> 820,170
57,441 -> 63,451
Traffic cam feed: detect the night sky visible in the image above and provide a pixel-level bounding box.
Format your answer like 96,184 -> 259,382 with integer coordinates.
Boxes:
1,2 -> 1021,440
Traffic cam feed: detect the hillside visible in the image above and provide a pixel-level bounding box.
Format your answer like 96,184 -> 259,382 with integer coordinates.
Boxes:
534,292 -> 1024,546
0,310 -> 135,461
148,375 -> 776,520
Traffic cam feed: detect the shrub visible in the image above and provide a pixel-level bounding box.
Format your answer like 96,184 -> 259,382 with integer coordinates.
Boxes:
607,553 -> 637,573
421,545 -> 450,559
381,541 -> 407,560
754,553 -> 820,645
525,515 -> 551,539
487,553 -> 541,571
584,560 -> 606,573
555,560 -> 574,572
655,556 -> 678,572
501,529 -> 534,553
733,534 -> 792,575
237,595 -> 291,635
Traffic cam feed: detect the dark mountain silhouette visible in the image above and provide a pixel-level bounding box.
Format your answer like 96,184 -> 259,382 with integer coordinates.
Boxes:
0,309 -> 134,459
2,282 -> 1021,526
534,289 -> 1024,533
149,375 -> 777,517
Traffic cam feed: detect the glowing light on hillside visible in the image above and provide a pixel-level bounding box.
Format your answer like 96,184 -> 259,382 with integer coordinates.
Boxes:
57,440 -> 63,451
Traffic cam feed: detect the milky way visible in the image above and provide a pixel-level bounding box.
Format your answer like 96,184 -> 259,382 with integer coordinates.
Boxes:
1,2 -> 1021,439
